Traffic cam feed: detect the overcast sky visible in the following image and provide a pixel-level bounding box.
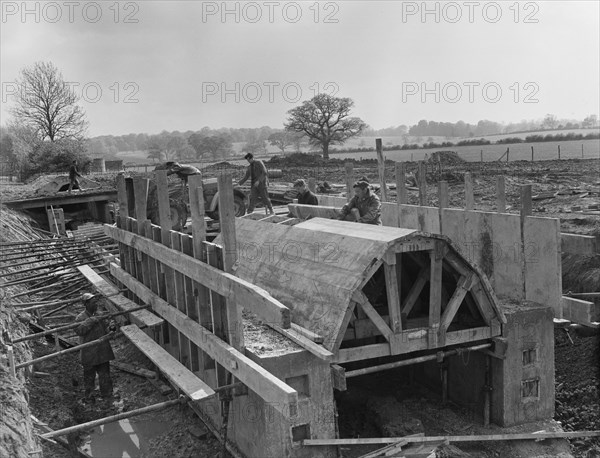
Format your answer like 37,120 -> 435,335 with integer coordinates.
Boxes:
1,1 -> 599,137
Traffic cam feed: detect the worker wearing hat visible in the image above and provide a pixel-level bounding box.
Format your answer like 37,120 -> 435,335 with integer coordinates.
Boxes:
237,152 -> 274,215
74,293 -> 116,401
293,179 -> 318,206
337,180 -> 382,225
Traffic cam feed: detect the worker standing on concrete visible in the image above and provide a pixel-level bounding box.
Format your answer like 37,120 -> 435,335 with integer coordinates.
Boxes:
337,181 -> 382,225
238,153 -> 274,215
293,179 -> 319,205
68,160 -> 84,193
74,293 -> 116,401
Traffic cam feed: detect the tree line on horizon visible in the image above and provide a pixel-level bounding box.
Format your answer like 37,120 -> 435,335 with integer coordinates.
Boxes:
1,60 -> 598,179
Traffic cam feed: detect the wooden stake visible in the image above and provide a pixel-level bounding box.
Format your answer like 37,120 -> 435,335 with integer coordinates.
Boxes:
496,176 -> 506,213
520,184 -> 532,223
345,162 -> 354,202
531,146 -> 534,162
438,180 -> 448,233
464,173 -> 474,210
418,161 -> 426,206
376,138 -> 387,202
395,162 -> 407,205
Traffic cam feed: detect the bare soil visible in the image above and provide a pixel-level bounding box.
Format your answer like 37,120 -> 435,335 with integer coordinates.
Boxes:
1,155 -> 599,457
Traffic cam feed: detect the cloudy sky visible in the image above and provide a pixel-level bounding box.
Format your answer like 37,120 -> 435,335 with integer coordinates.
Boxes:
1,1 -> 598,137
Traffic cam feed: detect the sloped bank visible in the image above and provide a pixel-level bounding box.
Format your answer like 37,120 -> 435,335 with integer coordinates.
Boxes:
0,208 -> 40,457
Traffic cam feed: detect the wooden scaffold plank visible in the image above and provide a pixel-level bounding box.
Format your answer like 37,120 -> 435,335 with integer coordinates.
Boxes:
120,324 -> 214,401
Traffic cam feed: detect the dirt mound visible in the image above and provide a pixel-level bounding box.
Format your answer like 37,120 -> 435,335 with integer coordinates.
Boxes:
428,150 -> 466,165
562,253 -> 600,293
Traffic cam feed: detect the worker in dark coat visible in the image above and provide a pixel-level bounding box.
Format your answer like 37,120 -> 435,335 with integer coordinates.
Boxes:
237,153 -> 274,215
293,179 -> 318,205
75,293 -> 116,399
163,162 -> 201,187
68,160 -> 84,193
337,181 -> 382,225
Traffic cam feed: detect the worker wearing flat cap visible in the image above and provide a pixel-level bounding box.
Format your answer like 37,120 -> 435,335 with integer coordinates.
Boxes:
337,180 -> 382,225
238,152 -> 274,215
74,293 -> 116,400
293,179 -> 318,206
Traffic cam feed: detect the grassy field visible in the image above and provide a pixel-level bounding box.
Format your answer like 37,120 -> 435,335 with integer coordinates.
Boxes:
330,138 -> 600,162
112,129 -> 599,164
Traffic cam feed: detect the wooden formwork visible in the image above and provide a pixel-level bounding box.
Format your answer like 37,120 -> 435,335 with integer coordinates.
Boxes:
106,172 -> 336,458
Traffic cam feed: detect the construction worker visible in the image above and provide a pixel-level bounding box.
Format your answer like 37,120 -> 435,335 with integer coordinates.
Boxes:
163,162 -> 201,188
293,179 -> 318,205
237,153 -> 274,215
337,180 -> 382,225
67,160 -> 84,193
74,293 -> 116,401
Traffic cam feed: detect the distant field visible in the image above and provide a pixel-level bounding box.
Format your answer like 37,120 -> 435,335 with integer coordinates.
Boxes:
330,138 -> 600,162
110,128 -> 600,164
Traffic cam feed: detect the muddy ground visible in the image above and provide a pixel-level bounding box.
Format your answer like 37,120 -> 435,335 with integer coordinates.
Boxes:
1,155 -> 599,457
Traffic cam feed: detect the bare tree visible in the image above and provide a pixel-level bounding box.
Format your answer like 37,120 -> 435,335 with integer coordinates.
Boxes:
10,61 -> 88,142
285,94 -> 366,159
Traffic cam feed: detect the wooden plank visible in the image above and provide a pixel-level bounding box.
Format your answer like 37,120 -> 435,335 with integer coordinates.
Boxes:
396,162 -> 407,205
562,296 -> 600,324
180,234 -> 201,372
333,300 -> 357,351
439,275 -> 474,332
418,161 -> 426,206
496,176 -> 506,212
464,172 -> 474,210
345,162 -> 354,202
384,262 -> 403,333
120,324 -> 214,401
438,180 -> 448,233
205,242 -> 231,395
172,233 -> 191,369
520,184 -> 532,224
331,364 -> 346,391
561,233 -> 598,254
104,225 -> 291,328
76,264 -> 163,328
428,243 -> 443,347
110,265 -> 298,416
188,175 -> 212,372
352,291 -> 394,341
290,323 -> 324,343
304,430 -> 600,446
288,204 -> 341,220
271,325 -> 333,361
376,138 -> 387,202
132,177 -> 149,221
401,265 -> 430,316
336,343 -> 391,363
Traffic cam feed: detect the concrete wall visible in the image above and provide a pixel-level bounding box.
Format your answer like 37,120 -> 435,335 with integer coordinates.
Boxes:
491,304 -> 555,426
318,195 -> 562,317
195,349 -> 336,458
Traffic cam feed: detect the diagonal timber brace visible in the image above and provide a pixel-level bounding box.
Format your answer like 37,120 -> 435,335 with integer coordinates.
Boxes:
110,263 -> 299,418
105,224 -> 290,328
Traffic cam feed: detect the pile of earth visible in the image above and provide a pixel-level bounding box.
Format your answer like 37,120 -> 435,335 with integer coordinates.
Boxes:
428,150 -> 466,165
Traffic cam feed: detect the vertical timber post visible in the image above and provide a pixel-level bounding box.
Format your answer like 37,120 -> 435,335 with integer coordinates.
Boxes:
418,161 -> 426,206
345,162 -> 354,202
464,172 -> 474,211
496,176 -> 506,213
376,138 -> 387,202
396,162 -> 406,227
438,180 -> 448,234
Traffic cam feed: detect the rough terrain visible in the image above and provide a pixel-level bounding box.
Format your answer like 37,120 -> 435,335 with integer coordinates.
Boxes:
1,154 -> 599,457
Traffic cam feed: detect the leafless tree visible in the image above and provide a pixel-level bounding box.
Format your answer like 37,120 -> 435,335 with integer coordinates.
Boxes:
10,61 -> 88,142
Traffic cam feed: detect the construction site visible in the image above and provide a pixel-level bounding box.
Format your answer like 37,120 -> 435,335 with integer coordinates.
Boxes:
1,151 -> 599,458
